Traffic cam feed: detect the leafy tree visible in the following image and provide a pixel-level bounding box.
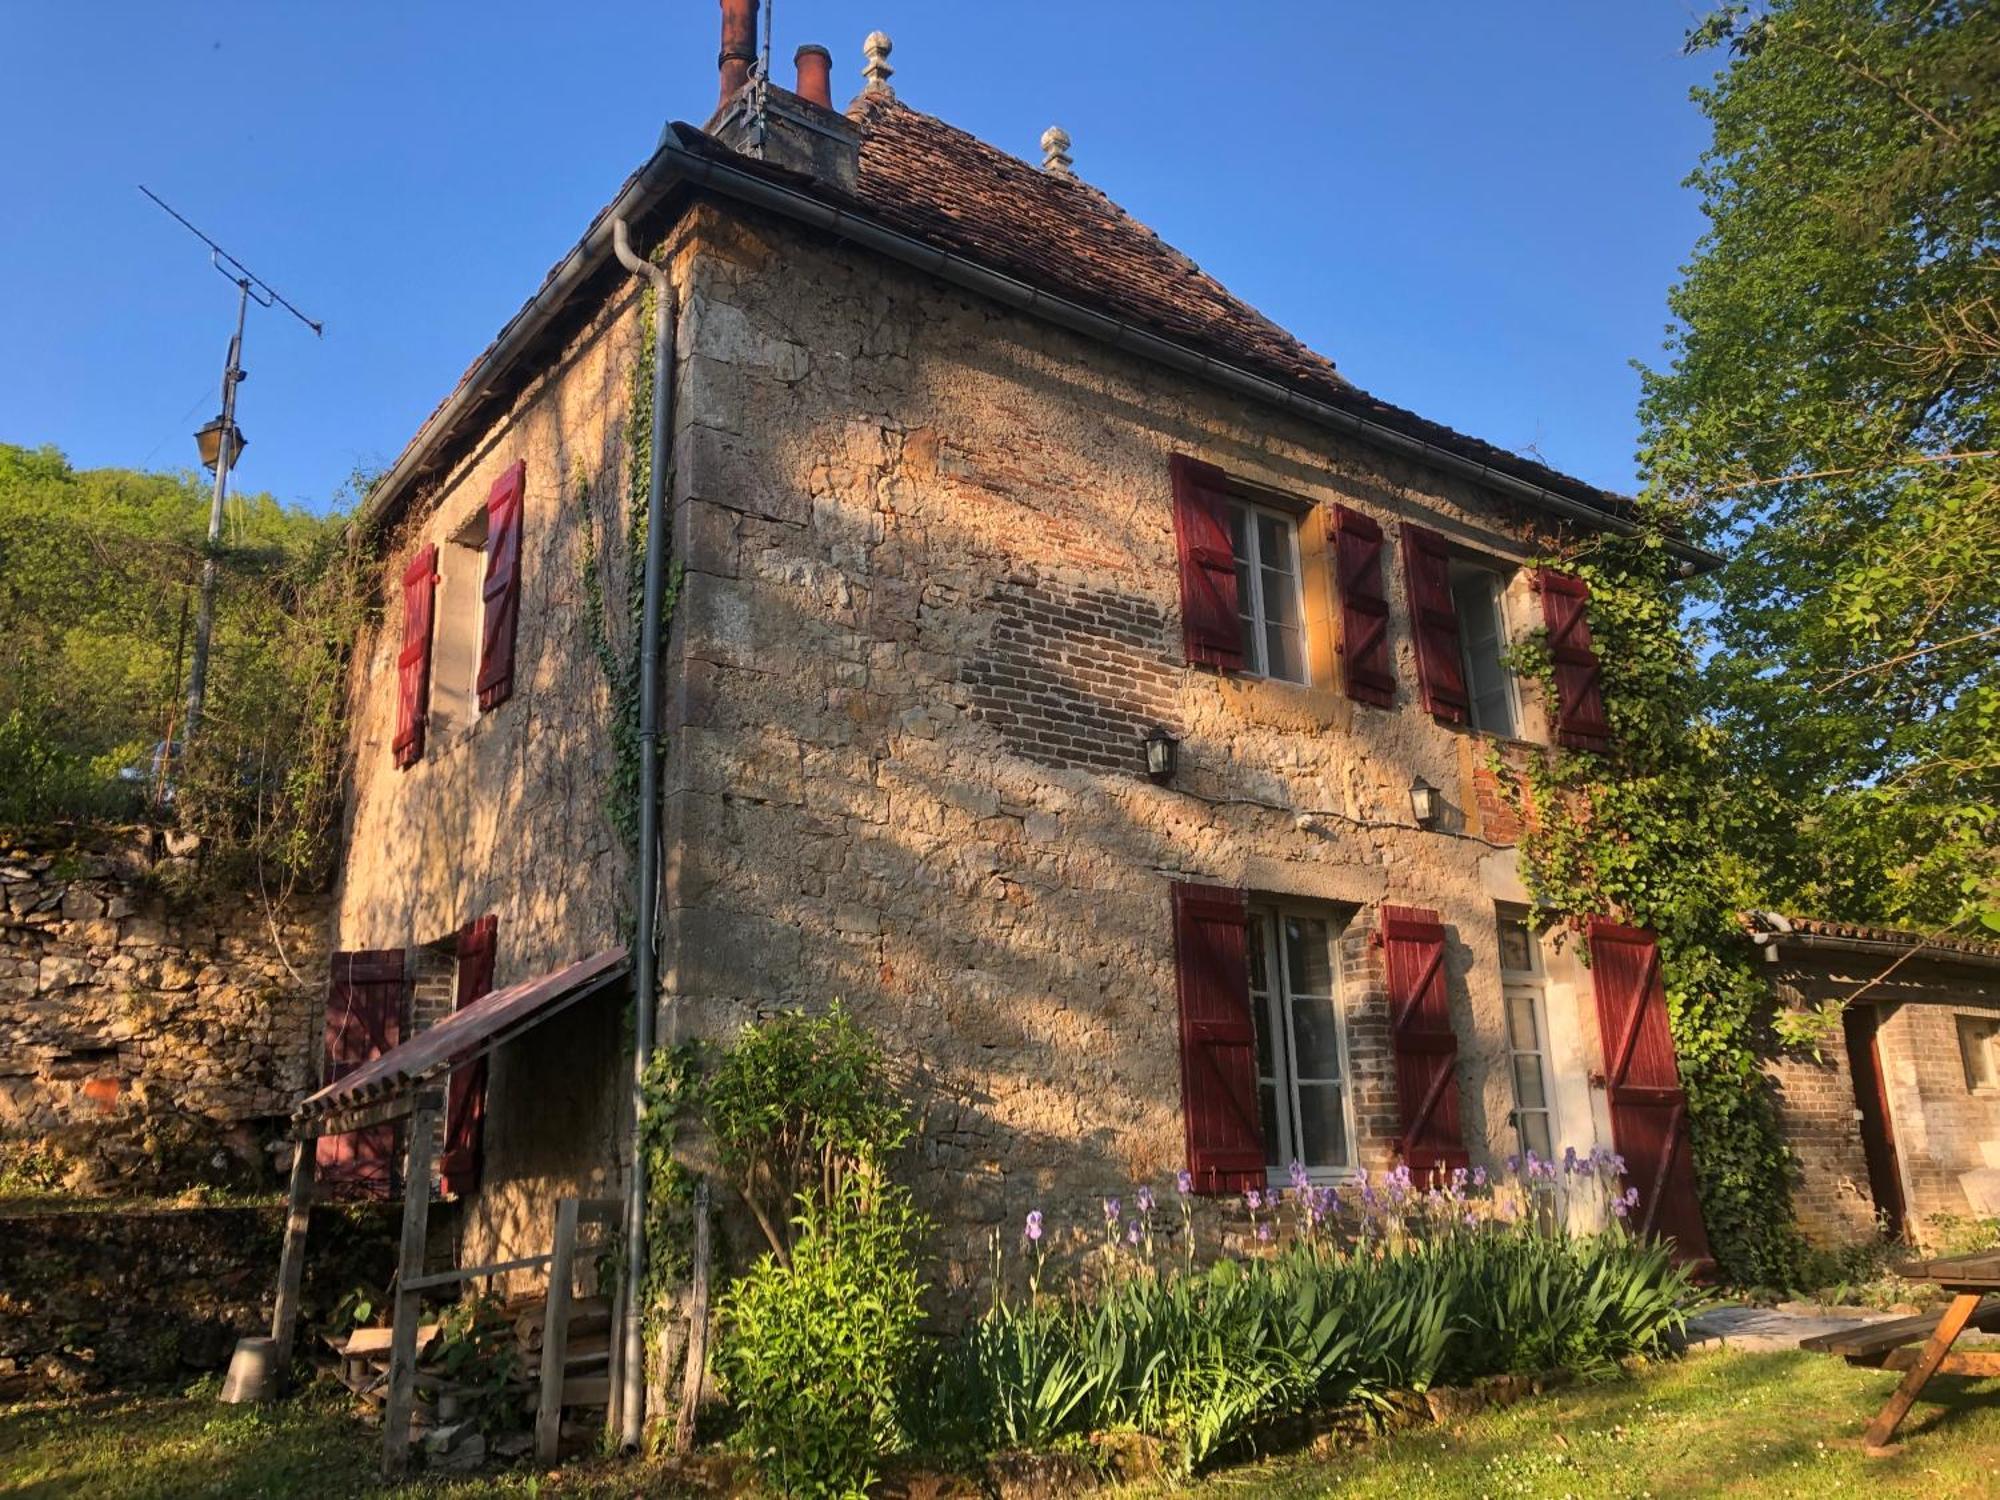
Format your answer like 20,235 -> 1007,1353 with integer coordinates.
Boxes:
1641,0 -> 1999,933
0,443 -> 363,898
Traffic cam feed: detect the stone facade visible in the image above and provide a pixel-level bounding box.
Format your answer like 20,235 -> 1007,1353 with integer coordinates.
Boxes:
331,282 -> 645,1266
1763,947 -> 2000,1245
648,201 -> 1623,1289
332,134 -> 1709,1292
0,831 -> 327,1189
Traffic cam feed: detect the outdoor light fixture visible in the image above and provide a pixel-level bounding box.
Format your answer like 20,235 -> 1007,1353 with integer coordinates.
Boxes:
1409,774 -> 1441,829
195,415 -> 246,473
1142,726 -> 1179,783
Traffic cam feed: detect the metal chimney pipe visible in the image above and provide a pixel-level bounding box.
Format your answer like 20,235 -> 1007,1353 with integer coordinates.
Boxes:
794,45 -> 832,108
718,0 -> 760,105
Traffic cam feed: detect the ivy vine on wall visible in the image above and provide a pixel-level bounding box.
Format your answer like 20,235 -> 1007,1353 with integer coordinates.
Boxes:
1492,504 -> 1803,1288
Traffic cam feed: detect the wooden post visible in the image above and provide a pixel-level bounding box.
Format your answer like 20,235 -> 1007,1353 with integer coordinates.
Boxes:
535,1197 -> 582,1463
674,1177 -> 711,1454
1863,1290 -> 1981,1454
269,1134 -> 316,1375
382,1098 -> 438,1480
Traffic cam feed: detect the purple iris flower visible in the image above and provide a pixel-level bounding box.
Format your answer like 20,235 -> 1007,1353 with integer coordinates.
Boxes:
1103,1196 -> 1121,1224
1127,1221 -> 1143,1246
1289,1159 -> 1311,1193
1472,1166 -> 1488,1189
1136,1185 -> 1155,1215
1255,1221 -> 1274,1243
1244,1188 -> 1263,1212
1563,1146 -> 1579,1176
1176,1169 -> 1194,1197
1024,1210 -> 1043,1243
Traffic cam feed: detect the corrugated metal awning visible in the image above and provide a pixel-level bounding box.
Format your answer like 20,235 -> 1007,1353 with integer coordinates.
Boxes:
293,946 -> 628,1137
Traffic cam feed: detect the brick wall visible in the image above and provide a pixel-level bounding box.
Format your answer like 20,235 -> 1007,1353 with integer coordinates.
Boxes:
1761,1039 -> 1879,1246
964,576 -> 1180,774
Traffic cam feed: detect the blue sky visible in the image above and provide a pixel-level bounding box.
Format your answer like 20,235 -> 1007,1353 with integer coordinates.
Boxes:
0,3 -> 1719,513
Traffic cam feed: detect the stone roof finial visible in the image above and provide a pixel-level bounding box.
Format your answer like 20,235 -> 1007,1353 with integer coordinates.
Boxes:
862,31 -> 894,96
1040,125 -> 1074,177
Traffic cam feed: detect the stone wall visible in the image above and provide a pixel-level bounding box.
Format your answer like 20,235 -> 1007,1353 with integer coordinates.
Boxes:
0,1203 -> 397,1395
652,201 -> 1623,1295
0,832 -> 328,1190
333,279 -> 642,1269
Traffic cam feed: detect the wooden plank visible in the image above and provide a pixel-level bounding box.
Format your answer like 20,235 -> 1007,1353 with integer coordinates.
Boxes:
675,1178 -> 711,1454
536,1197 -> 582,1465
1802,1298 -> 2000,1359
1863,1291 -> 1982,1454
562,1373 -> 612,1407
381,1100 -> 438,1481
337,1324 -> 440,1358
403,1251 -> 554,1291
1880,1345 -> 2000,1377
269,1138 -> 315,1372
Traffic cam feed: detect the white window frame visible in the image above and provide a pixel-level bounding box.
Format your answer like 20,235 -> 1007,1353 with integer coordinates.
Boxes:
1497,909 -> 1560,1161
1227,499 -> 1309,685
1248,902 -> 1357,1182
1448,559 -> 1522,737
1958,1012 -> 2000,1093
429,509 -> 492,738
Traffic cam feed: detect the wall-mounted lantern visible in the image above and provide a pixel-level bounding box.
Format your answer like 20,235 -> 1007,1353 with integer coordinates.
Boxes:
1142,726 -> 1179,783
1409,774 -> 1441,829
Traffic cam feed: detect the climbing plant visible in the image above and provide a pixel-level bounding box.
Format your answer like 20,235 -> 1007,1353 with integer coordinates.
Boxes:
1492,503 -> 1803,1288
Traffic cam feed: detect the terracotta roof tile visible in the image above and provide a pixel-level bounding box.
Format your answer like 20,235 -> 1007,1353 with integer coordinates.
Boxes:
845,93 -> 1634,521
1746,911 -> 2000,962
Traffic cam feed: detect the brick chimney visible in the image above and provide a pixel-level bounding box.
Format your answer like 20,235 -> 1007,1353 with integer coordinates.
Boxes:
718,0 -> 759,107
704,4 -> 860,192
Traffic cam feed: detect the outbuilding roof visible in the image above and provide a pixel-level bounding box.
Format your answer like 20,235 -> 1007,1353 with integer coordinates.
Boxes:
1745,911 -> 2000,968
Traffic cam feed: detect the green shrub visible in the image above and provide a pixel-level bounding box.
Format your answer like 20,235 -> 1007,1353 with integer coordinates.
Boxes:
716,1169 -> 929,1498
908,1219 -> 1694,1477
703,1002 -> 911,1264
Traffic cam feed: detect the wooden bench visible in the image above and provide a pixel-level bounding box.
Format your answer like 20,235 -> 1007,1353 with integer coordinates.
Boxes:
1800,1298 -> 2000,1369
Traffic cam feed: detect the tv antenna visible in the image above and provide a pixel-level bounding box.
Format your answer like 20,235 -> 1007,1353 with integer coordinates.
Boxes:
139,185 -> 322,747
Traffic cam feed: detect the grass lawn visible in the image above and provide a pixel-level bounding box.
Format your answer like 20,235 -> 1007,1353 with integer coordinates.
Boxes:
2,1349 -> 1995,1498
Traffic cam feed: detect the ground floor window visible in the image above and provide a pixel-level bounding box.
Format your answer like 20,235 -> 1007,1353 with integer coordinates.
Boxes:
1498,909 -> 1557,1161
1248,904 -> 1353,1177
1959,1012 -> 2000,1091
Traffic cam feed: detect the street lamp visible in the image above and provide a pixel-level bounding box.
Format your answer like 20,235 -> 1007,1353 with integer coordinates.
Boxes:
194,415 -> 246,473
1142,726 -> 1179,783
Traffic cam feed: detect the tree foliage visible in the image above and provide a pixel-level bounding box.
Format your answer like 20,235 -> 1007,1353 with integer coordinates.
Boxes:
0,442 -> 363,895
1641,0 -> 2000,932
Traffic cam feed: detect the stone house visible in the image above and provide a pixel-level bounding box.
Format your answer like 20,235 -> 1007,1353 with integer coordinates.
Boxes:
1752,914 -> 2000,1247
318,6 -> 1731,1284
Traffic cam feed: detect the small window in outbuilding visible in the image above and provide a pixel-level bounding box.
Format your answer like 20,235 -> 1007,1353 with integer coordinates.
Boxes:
428,508 -> 489,740
1448,561 -> 1519,737
1959,1014 -> 2000,1092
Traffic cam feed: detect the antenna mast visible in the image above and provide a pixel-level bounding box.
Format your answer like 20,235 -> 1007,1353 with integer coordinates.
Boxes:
139,186 -> 321,751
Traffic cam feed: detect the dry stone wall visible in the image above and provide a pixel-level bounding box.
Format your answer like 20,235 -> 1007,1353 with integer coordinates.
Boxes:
0,831 -> 327,1190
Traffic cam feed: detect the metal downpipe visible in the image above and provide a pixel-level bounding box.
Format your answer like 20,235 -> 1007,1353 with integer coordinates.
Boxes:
611,215 -> 673,1452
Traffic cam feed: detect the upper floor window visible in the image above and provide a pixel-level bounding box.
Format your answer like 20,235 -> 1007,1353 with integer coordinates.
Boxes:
1449,561 -> 1519,736
1228,501 -> 1307,684
1248,903 -> 1353,1175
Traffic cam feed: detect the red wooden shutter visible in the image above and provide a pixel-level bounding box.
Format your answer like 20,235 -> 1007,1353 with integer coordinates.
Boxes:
1169,454 -> 1245,672
1537,569 -> 1611,751
1330,504 -> 1394,707
439,914 -> 497,1198
1399,524 -> 1468,723
1587,920 -> 1713,1267
1381,904 -> 1470,1178
1172,881 -> 1265,1194
477,461 -> 525,711
316,949 -> 406,1200
393,544 -> 440,768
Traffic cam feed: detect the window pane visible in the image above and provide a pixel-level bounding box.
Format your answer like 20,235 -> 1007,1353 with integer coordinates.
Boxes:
1254,996 -> 1276,1079
1505,992 -> 1541,1050
1512,1053 -> 1548,1111
1517,1109 -> 1553,1161
1291,998 -> 1342,1080
1283,916 -> 1334,995
1296,1084 -> 1347,1167
1264,620 -> 1305,683
1498,919 -> 1535,974
1247,915 -> 1270,992
1450,567 -> 1516,736
1260,1082 -> 1283,1168
1257,513 -> 1295,578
